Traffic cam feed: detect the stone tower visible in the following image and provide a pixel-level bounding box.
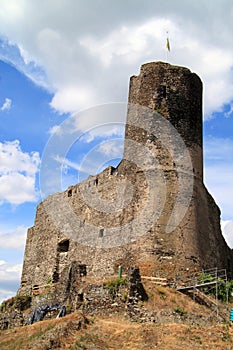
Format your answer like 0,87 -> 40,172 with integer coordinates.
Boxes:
19,62 -> 233,296
125,62 -> 203,179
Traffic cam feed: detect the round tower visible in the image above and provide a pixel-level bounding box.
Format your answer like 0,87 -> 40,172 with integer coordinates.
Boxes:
125,61 -> 203,181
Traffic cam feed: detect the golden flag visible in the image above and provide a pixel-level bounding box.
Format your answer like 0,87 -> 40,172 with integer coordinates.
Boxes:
166,37 -> 170,52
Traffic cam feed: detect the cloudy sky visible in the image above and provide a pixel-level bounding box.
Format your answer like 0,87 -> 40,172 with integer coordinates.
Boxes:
0,0 -> 233,303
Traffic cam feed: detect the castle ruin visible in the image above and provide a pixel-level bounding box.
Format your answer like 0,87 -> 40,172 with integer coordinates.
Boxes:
19,62 -> 233,299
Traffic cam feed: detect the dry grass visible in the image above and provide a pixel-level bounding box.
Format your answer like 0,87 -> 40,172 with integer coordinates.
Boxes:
1,311 -> 233,349
143,282 -> 208,314
1,284 -> 233,349
0,313 -> 86,350
91,317 -> 233,350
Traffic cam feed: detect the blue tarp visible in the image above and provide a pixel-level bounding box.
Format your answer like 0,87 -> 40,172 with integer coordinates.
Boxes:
28,304 -> 66,325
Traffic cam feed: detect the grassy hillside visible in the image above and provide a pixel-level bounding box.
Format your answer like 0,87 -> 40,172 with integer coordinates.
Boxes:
1,284 -> 233,349
1,312 -> 233,350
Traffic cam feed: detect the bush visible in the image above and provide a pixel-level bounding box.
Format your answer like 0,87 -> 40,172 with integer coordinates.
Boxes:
104,278 -> 127,297
14,295 -> 32,310
0,300 -> 6,312
174,306 -> 186,316
0,294 -> 31,312
198,272 -> 233,302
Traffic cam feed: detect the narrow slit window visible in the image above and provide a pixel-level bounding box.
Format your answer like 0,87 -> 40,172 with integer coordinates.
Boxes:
162,85 -> 166,98
99,228 -> 104,238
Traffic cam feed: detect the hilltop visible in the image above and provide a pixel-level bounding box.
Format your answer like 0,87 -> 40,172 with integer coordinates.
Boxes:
1,282 -> 233,349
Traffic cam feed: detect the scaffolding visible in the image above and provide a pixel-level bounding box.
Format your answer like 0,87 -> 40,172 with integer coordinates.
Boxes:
176,267 -> 229,323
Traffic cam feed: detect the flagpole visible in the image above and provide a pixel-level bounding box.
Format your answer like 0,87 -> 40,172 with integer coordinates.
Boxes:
166,31 -> 170,62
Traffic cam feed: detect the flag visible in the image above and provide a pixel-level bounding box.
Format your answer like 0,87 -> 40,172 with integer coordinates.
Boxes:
166,37 -> 170,52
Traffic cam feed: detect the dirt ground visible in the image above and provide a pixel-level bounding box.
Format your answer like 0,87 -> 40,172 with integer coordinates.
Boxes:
1,284 -> 233,349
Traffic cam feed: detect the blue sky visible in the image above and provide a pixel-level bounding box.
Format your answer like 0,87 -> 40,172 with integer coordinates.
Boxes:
0,0 -> 233,303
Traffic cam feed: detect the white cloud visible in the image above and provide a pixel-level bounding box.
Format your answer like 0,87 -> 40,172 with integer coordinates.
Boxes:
54,155 -> 81,172
49,124 -> 63,135
0,1 -> 232,117
204,137 -> 233,162
0,140 -> 40,205
204,137 -> 233,219
72,103 -> 126,140
0,289 -> 16,304
0,261 -> 22,304
221,220 -> 233,248
0,261 -> 22,283
54,137 -> 124,187
50,86 -> 96,114
0,98 -> 12,111
0,226 -> 27,250
98,139 -> 124,158
0,263 -> 22,278
49,103 -> 126,141
224,103 -> 233,118
80,18 -> 171,67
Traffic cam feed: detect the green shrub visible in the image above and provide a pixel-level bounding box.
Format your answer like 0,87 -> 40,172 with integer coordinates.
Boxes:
157,288 -> 167,300
222,333 -> 232,342
174,306 -> 186,316
104,278 -> 127,297
194,335 -> 202,344
0,294 -> 31,312
198,272 -> 233,303
0,300 -> 6,312
14,295 -> 32,310
46,277 -> 52,284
